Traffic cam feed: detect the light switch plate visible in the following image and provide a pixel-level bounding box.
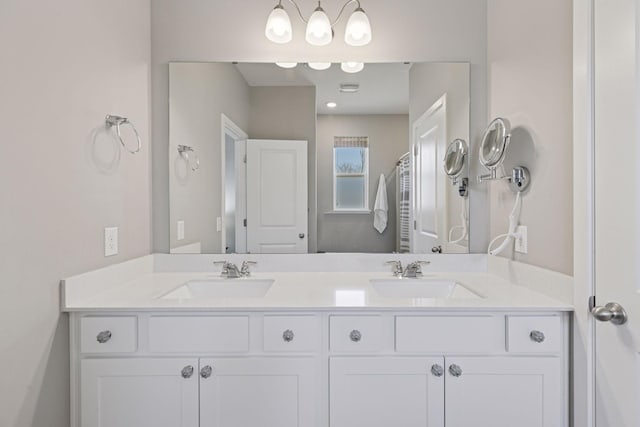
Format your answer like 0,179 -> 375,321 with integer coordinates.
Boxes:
104,227 -> 118,257
177,220 -> 185,241
515,225 -> 528,254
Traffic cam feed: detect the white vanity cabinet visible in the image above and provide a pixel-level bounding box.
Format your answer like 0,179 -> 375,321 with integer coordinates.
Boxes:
70,311 -> 569,427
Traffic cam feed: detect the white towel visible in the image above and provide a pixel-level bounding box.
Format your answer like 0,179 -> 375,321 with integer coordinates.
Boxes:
373,173 -> 388,233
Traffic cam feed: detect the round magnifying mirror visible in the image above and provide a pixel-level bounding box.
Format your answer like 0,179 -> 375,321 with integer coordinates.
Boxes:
480,118 -> 511,169
444,139 -> 468,178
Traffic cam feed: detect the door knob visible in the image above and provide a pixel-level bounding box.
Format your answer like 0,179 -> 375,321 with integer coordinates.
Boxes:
591,302 -> 628,325
298,233 -> 305,239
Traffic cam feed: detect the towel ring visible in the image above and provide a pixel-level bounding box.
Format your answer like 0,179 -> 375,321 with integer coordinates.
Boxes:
178,145 -> 200,171
105,115 -> 142,154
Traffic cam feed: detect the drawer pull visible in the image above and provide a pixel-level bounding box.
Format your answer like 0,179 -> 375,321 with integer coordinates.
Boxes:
181,365 -> 194,379
349,329 -> 362,342
530,330 -> 546,343
200,365 -> 213,379
282,329 -> 295,342
96,330 -> 112,344
449,364 -> 463,377
431,364 -> 444,377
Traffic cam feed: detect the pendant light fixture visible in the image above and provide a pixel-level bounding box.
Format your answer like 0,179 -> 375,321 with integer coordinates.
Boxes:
308,62 -> 332,70
265,0 -> 372,47
341,61 -> 364,73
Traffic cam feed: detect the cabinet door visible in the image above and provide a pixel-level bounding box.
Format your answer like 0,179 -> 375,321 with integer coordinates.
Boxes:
199,357 -> 316,427
330,357 -> 445,427
445,357 -> 563,427
81,358 -> 199,427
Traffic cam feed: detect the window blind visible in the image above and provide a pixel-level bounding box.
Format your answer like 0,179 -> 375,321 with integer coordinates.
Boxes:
334,136 -> 369,148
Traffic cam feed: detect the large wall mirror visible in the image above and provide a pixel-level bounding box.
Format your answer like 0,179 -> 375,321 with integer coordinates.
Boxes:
169,62 -> 470,254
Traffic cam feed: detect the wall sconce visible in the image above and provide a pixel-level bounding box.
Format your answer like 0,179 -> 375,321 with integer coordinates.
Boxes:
265,0 -> 372,47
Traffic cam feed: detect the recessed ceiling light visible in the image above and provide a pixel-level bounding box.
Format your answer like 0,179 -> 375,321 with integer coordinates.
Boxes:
326,102 -> 337,108
308,62 -> 332,71
341,61 -> 364,73
275,62 -> 298,69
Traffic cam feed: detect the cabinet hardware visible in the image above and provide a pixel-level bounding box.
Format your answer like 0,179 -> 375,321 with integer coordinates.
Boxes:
96,330 -> 112,344
448,364 -> 463,377
283,329 -> 295,342
529,330 -> 545,343
431,364 -> 444,377
349,330 -> 362,342
200,365 -> 213,379
181,365 -> 194,379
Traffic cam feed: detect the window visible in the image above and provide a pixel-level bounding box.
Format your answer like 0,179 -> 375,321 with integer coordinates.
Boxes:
333,136 -> 369,211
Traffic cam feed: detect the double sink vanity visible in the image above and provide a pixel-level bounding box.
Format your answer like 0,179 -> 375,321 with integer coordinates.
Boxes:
62,254 -> 571,427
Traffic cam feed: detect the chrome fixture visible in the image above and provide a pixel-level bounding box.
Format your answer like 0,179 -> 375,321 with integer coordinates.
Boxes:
265,0 -> 372,47
402,261 -> 430,278
349,329 -> 362,342
214,261 -> 242,278
282,329 -> 295,342
181,365 -> 195,379
448,364 -> 463,377
431,364 -> 444,377
200,365 -> 213,379
105,114 -> 142,154
240,261 -> 257,277
477,118 -> 530,193
432,245 -> 443,254
96,330 -> 112,344
591,301 -> 628,325
386,260 -> 403,276
177,145 -> 200,172
530,330 -> 546,343
444,138 -> 469,197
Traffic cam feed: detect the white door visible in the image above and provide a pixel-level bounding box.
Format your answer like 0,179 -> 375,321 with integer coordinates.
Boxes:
330,357 -> 445,427
234,139 -> 247,253
80,358 -> 199,427
199,357 -> 316,427
246,139 -> 308,253
593,0 -> 640,425
445,357 -> 563,427
412,96 -> 448,253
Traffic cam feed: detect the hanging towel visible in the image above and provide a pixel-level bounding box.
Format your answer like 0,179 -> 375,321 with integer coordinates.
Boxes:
374,173 -> 388,233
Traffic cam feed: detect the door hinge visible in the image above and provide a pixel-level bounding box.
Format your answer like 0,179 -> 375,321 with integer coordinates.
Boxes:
588,295 -> 596,311
243,154 -> 247,164
413,220 -> 417,230
243,218 -> 247,227
413,145 -> 419,156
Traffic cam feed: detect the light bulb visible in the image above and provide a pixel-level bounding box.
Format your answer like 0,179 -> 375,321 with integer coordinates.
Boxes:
265,5 -> 292,44
326,102 -> 337,108
305,5 -> 332,46
344,8 -> 372,46
308,62 -> 332,71
341,62 -> 364,73
276,62 -> 298,69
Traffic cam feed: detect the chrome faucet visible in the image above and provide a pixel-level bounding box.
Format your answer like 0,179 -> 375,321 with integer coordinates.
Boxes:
214,261 -> 242,278
402,261 -> 431,278
386,260 -> 403,276
240,261 -> 257,277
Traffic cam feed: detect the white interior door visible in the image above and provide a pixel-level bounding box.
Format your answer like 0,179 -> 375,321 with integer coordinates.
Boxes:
593,0 -> 640,425
234,139 -> 247,253
246,139 -> 308,253
412,96 -> 448,253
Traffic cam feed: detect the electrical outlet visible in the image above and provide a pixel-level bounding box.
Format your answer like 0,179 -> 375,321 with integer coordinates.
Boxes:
177,220 -> 185,241
515,225 -> 528,254
104,227 -> 118,257
216,217 -> 222,232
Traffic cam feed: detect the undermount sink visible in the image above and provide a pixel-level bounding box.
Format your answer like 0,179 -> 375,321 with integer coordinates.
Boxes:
160,278 -> 275,299
370,278 -> 483,299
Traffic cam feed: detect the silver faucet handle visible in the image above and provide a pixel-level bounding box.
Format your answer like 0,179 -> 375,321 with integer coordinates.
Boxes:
406,260 -> 431,275
386,260 -> 403,276
241,261 -> 257,276
213,260 -> 230,275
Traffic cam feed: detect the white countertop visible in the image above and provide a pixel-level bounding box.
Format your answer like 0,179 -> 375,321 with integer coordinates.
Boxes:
62,265 -> 573,312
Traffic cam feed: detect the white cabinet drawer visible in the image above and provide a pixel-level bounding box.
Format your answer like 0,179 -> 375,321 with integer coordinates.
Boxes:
330,316 -> 388,352
507,315 -> 562,354
263,315 -> 320,352
148,316 -> 249,353
80,316 -> 137,354
395,316 -> 505,353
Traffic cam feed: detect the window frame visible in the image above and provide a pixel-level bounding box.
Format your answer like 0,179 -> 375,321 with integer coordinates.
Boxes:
332,145 -> 370,212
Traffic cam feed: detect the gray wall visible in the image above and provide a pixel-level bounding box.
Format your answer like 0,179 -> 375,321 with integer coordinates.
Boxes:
151,0 -> 489,253
0,1 -> 152,426
169,63 -> 250,253
317,114 -> 409,253
487,0 -> 573,275
248,86 -> 318,252
409,63 -> 472,250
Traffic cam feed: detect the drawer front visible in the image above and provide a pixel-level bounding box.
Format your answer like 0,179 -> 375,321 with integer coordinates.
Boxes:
395,316 -> 505,353
330,316 -> 386,352
148,316 -> 249,353
507,315 -> 562,354
80,316 -> 137,354
264,315 -> 320,352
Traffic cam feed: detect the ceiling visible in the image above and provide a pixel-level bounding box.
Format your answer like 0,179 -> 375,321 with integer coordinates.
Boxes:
235,62 -> 411,115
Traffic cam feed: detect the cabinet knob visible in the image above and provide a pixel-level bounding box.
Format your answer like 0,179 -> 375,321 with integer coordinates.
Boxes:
349,330 -> 362,342
200,365 -> 213,379
282,329 -> 295,342
448,364 -> 463,377
96,330 -> 112,344
181,365 -> 194,379
529,330 -> 546,343
431,364 -> 444,377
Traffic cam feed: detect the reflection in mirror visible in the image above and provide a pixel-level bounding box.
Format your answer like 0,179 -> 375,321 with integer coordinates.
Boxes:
169,62 -> 470,254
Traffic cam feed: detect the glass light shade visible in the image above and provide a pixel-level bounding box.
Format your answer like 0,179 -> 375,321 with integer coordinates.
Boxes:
275,62 -> 298,69
308,62 -> 332,70
344,8 -> 372,46
265,6 -> 292,44
341,61 -> 364,73
305,7 -> 333,46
